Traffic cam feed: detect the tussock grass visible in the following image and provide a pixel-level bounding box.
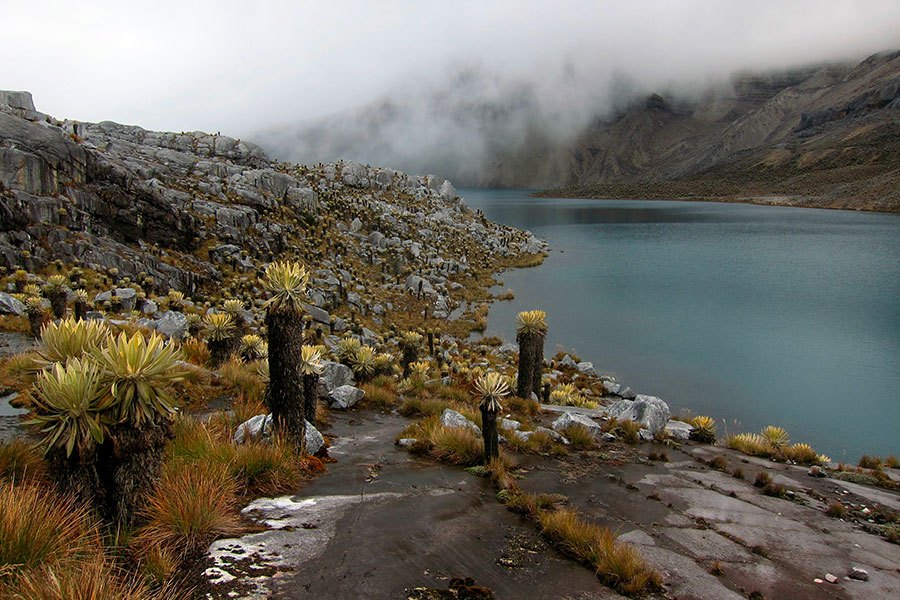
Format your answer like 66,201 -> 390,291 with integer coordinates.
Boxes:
0,482 -> 100,583
505,395 -> 540,417
434,384 -> 470,404
399,396 -> 449,418
229,440 -> 303,496
133,462 -> 241,559
0,352 -> 39,392
218,357 -> 265,402
602,418 -> 641,444
8,560 -> 155,600
179,336 -> 210,367
563,424 -> 596,450
359,382 -> 399,411
0,439 -> 47,485
0,315 -> 30,334
726,428 -> 827,466
538,508 -> 662,595
429,426 -> 483,466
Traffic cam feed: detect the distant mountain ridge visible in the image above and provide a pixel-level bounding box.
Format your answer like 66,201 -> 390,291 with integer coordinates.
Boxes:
258,51 -> 900,211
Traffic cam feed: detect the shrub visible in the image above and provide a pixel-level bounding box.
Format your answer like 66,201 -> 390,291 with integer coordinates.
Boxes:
563,424 -> 596,450
429,425 -> 483,466
538,508 -> 661,595
753,471 -> 772,488
0,482 -> 100,583
133,462 -> 240,559
8,560 -> 153,600
0,439 -> 47,485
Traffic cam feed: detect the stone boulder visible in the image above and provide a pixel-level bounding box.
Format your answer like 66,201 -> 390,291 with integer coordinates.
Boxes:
440,408 -> 480,434
576,361 -> 596,376
94,287 -> 137,312
153,310 -> 188,339
318,361 -> 354,398
664,420 -> 693,441
551,412 -> 603,438
0,292 -> 25,315
606,395 -> 670,434
329,385 -> 365,409
232,414 -> 324,454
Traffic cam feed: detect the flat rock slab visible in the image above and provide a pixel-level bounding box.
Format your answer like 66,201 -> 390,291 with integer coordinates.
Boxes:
205,412 -> 616,599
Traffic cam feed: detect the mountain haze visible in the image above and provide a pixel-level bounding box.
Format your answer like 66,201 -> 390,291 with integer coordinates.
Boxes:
259,51 -> 900,211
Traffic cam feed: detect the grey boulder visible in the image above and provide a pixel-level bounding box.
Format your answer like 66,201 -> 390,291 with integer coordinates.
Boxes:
0,292 -> 25,315
440,408 -> 480,434
551,412 -> 603,438
664,420 -> 694,441
232,413 -> 324,454
606,395 -> 670,434
153,310 -> 188,339
329,384 -> 365,409
318,361 -> 354,397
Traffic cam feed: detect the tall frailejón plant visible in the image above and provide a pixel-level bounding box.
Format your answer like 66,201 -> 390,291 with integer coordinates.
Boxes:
92,331 -> 187,524
399,331 -> 422,379
203,312 -> 236,366
299,345 -> 325,426
515,310 -> 547,399
263,261 -> 310,452
474,372 -> 509,464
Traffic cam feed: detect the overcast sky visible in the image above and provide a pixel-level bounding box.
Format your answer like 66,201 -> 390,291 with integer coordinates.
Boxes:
4,1 -> 899,136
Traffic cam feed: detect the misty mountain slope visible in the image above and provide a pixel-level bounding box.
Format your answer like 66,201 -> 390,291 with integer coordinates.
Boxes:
256,51 -> 900,211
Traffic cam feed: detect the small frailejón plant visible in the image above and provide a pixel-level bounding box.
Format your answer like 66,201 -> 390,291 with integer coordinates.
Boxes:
35,318 -> 110,368
24,296 -> 48,337
72,288 -> 90,321
399,331 -> 422,379
43,274 -> 69,319
203,312 -> 237,366
239,334 -> 268,362
351,345 -> 377,383
474,372 -> 509,464
689,415 -> 717,444
515,310 -> 547,399
299,345 -> 325,425
263,260 -> 310,452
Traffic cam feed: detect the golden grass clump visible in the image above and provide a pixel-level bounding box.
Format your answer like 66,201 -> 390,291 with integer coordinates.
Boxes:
8,560 -> 154,600
725,433 -> 771,456
359,382 -> 399,411
0,439 -> 47,485
133,462 -> 241,559
218,357 -> 265,402
0,482 -> 101,585
548,383 -> 598,409
179,336 -> 210,366
602,418 -> 641,444
429,425 -> 483,466
538,508 -> 662,595
562,424 -> 596,450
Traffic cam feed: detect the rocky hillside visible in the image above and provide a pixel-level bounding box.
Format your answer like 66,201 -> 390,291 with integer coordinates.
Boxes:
0,91 -> 543,334
260,51 -> 900,212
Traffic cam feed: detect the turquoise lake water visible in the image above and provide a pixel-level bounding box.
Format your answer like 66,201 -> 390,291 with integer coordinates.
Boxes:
463,189 -> 900,462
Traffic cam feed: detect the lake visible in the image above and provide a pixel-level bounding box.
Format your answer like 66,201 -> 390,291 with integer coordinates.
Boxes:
463,189 -> 900,462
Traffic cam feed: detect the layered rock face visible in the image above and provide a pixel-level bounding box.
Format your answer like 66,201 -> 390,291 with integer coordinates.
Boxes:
0,93 -> 542,317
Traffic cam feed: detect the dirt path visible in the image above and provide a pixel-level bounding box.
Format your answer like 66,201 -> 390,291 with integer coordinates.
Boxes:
205,411 -> 619,599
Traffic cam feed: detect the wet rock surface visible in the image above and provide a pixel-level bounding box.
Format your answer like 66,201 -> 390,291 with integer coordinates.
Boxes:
205,412 -> 616,599
206,407 -> 900,599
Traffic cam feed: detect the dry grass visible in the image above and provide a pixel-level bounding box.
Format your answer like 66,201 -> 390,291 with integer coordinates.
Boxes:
429,425 -> 483,466
0,352 -> 39,392
180,337 -> 210,367
0,482 -> 101,584
602,418 -> 641,444
0,315 -> 31,333
0,439 -> 47,485
399,395 -> 449,418
359,382 -> 399,411
132,461 -> 241,559
505,395 -> 540,417
538,508 -> 662,595
218,357 -> 265,402
7,560 -> 155,600
562,424 -> 596,450
229,439 -> 303,496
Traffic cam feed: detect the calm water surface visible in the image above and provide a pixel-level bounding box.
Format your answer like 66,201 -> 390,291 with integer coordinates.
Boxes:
464,189 -> 900,461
